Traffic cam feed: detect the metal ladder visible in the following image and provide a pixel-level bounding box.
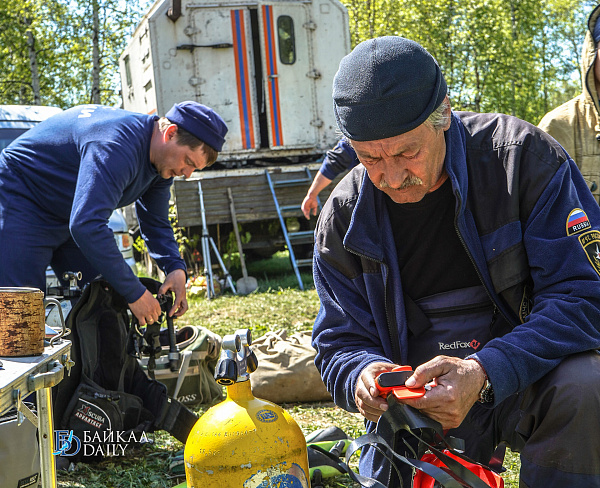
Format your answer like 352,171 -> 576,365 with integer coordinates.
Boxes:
265,167 -> 321,290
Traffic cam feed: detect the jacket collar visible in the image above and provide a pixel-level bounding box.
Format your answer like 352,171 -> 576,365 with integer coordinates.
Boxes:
445,113 -> 469,213
343,167 -> 387,262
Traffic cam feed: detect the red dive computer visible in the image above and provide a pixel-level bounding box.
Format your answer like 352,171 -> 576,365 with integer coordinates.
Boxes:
375,366 -> 426,400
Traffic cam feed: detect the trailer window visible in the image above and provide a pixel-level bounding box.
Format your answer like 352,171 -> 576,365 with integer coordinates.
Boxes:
277,16 -> 296,65
124,55 -> 132,87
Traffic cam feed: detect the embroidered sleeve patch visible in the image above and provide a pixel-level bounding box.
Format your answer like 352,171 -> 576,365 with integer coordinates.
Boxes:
567,208 -> 591,235
579,230 -> 600,277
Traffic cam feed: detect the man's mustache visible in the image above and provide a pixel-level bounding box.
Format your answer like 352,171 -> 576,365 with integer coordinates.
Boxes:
379,175 -> 423,190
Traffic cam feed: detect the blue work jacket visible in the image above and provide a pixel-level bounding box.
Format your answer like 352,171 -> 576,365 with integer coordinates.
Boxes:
0,105 -> 185,302
312,111 -> 600,480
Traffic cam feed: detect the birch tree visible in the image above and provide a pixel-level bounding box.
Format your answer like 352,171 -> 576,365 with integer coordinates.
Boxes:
0,0 -> 151,107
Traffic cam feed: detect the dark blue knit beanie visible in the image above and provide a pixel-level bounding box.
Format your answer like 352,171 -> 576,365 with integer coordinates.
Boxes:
333,36 -> 447,141
166,101 -> 228,151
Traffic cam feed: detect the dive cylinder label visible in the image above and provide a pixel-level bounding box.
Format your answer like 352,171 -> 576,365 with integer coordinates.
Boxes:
243,462 -> 309,488
256,409 -> 278,423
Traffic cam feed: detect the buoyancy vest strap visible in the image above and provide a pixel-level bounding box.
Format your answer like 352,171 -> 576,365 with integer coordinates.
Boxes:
488,443 -> 507,474
309,427 -> 478,487
118,325 -> 138,391
340,433 -> 466,488
380,396 -> 465,451
316,397 -> 501,488
308,442 -> 389,488
154,396 -> 198,444
404,293 -> 432,336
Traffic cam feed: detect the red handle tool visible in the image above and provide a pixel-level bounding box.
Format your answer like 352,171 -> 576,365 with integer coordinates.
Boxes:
375,366 -> 426,400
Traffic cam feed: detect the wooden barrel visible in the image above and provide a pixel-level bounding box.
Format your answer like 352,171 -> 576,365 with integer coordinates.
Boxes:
0,287 -> 45,357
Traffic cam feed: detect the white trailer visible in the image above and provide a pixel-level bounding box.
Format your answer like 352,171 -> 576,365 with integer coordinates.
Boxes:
119,0 -> 351,287
119,0 -> 350,163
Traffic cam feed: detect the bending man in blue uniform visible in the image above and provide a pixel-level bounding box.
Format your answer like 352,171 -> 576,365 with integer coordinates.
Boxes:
312,37 -> 600,487
0,101 -> 227,326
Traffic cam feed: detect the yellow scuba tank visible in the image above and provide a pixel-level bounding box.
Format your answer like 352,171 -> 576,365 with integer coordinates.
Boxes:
184,329 -> 310,488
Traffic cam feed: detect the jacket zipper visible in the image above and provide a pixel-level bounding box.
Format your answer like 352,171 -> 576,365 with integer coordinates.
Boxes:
346,248 -> 403,365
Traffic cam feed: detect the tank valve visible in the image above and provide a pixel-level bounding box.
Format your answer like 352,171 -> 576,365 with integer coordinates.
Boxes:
215,328 -> 258,386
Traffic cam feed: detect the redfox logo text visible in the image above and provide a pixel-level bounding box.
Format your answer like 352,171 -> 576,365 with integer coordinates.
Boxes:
438,339 -> 481,351
53,430 -> 149,457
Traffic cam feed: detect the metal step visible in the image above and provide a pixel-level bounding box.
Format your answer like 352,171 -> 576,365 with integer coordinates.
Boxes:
265,167 -> 318,291
288,231 -> 314,244
272,177 -> 311,188
280,204 -> 302,212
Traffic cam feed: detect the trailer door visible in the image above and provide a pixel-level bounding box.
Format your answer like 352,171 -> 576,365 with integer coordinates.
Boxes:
258,2 -> 317,149
188,7 -> 260,152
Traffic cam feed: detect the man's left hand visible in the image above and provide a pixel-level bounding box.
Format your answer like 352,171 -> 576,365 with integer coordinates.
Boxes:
401,356 -> 486,429
158,268 -> 189,318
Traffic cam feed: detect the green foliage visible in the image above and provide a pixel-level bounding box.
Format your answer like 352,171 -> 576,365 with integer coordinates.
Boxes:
1,0 -> 595,124
224,223 -> 251,269
341,0 -> 598,124
0,0 -> 152,107
0,0 -> 75,105
133,235 -> 146,254
168,205 -> 200,273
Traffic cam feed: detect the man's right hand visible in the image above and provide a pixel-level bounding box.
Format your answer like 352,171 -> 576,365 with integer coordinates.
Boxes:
355,361 -> 397,422
301,172 -> 333,219
301,194 -> 319,219
128,289 -> 162,326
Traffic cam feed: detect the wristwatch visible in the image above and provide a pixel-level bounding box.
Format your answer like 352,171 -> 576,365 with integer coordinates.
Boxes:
478,377 -> 494,404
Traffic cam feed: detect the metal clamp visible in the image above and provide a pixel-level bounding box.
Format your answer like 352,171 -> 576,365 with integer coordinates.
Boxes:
13,389 -> 38,427
27,360 -> 64,391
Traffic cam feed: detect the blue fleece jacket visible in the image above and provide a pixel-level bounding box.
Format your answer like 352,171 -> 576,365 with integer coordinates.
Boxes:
312,112 -> 600,482
1,105 -> 185,302
318,137 -> 359,180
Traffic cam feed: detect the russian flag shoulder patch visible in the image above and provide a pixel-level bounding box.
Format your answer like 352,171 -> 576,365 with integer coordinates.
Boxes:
566,208 -> 591,236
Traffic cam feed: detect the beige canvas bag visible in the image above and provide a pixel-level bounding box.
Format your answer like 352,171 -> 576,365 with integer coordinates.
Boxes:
250,330 -> 332,403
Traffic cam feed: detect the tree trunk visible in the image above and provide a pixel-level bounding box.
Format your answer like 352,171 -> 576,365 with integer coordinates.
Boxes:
510,1 -> 517,116
25,30 -> 40,104
22,14 -> 41,105
91,0 -> 101,104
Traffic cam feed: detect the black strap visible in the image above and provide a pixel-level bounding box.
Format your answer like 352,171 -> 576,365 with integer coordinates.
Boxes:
343,433 -> 467,488
308,442 -> 389,488
403,293 -> 432,337
154,397 -> 198,444
488,443 -> 507,474
380,399 -> 498,488
319,397 -> 500,488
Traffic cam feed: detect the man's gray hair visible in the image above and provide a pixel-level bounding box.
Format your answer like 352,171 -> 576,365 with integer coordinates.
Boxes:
424,98 -> 451,132
342,97 -> 451,141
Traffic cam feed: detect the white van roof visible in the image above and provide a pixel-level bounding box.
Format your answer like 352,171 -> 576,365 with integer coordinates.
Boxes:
0,105 -> 62,128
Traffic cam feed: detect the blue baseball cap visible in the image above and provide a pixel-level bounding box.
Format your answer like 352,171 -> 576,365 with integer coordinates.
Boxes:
165,101 -> 228,151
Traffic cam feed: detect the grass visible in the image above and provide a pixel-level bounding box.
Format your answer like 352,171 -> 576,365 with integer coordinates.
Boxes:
57,252 -> 521,487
